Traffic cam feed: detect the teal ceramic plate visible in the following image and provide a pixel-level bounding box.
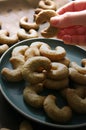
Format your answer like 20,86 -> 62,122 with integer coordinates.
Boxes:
0,38 -> 86,128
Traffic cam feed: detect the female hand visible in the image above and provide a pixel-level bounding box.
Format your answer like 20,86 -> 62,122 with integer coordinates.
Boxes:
50,0 -> 86,46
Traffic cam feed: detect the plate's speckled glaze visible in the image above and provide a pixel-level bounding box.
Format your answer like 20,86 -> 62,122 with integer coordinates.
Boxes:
0,38 -> 86,128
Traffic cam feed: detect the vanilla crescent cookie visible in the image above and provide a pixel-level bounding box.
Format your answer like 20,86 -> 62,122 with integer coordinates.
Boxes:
70,60 -> 86,74
1,57 -> 24,82
43,78 -> 69,90
0,30 -> 18,45
36,10 -> 58,37
19,120 -> 33,130
0,44 -> 9,55
22,56 -> 51,84
38,0 -> 57,10
24,47 -> 40,61
40,44 -> 66,61
66,88 -> 86,113
47,62 -> 69,80
43,95 -> 72,123
23,83 -> 45,108
69,68 -> 86,85
19,16 -> 39,30
17,28 -> 38,40
11,45 -> 28,60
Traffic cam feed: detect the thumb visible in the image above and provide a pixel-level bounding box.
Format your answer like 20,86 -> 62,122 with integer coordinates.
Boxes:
50,10 -> 86,28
